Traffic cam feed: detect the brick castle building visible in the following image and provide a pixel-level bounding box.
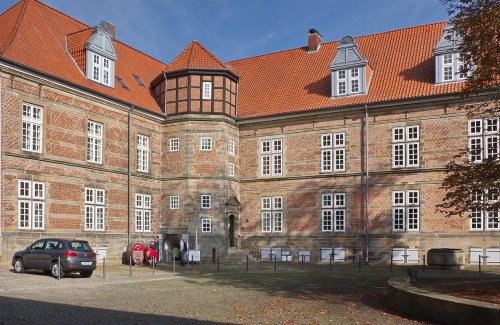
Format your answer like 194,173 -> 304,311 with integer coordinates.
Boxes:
0,0 -> 497,264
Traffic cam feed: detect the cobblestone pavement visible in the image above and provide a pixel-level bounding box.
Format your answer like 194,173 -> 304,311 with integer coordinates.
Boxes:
2,260 -> 494,324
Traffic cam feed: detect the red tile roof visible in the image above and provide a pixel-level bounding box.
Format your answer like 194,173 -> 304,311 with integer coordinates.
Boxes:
0,0 -> 462,119
229,22 -> 462,118
0,0 -> 166,114
166,40 -> 238,78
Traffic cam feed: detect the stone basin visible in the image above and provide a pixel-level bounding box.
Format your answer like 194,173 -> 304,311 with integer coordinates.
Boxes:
427,248 -> 465,270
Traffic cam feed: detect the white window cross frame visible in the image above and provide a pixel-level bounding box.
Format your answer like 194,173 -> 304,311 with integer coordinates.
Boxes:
21,103 -> 43,153
392,190 -> 420,232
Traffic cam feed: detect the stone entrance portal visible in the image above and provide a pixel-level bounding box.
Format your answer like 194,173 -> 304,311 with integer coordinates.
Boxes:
225,196 -> 240,249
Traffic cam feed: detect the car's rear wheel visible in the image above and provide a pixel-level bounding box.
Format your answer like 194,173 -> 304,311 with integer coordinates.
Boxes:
80,271 -> 93,278
13,258 -> 25,273
51,262 -> 65,278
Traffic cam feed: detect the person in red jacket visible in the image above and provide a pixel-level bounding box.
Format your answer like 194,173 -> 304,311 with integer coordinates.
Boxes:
145,239 -> 158,266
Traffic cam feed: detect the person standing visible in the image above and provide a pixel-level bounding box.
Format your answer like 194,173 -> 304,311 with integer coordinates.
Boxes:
179,237 -> 187,267
149,239 -> 158,266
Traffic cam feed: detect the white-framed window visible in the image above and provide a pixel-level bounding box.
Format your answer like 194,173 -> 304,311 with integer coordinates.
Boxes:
84,187 -> 105,231
261,138 -> 283,176
228,139 -> 235,155
21,103 -> 43,153
336,68 -> 362,95
200,137 -> 212,151
438,52 -> 467,83
201,195 -> 211,209
469,190 -> 499,231
135,193 -> 152,232
261,196 -> 283,233
392,190 -> 420,232
321,193 -> 346,232
350,68 -> 360,93
87,120 -> 103,164
321,132 -> 346,172
201,218 -> 212,233
170,196 -> 180,210
17,180 -> 45,230
228,162 -> 235,177
468,118 -> 499,162
202,82 -> 212,99
91,53 -> 112,86
169,138 -> 180,152
137,134 -> 149,173
392,126 -> 419,168
338,70 -> 346,95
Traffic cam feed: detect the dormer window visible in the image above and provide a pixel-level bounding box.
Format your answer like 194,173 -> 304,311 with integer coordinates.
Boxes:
91,54 -> 111,86
434,21 -> 468,84
330,36 -> 371,97
85,21 -> 117,88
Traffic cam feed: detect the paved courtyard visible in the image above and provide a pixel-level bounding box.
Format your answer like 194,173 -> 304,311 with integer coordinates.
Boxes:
1,260 -> 495,324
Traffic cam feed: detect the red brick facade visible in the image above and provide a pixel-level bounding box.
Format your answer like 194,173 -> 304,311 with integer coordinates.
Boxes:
0,0 -> 497,265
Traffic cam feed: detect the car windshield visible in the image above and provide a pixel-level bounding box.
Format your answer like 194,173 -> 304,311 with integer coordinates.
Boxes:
69,241 -> 93,252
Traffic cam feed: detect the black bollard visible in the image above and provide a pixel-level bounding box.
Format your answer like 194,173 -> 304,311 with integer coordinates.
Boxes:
129,256 -> 132,277
103,257 -> 106,278
246,255 -> 249,272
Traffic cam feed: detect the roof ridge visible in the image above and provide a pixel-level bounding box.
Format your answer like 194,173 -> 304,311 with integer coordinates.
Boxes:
0,0 -> 29,55
166,40 -> 236,73
352,21 -> 447,42
230,21 -> 447,65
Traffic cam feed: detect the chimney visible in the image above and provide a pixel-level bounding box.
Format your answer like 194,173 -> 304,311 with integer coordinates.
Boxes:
308,29 -> 322,52
109,23 -> 116,41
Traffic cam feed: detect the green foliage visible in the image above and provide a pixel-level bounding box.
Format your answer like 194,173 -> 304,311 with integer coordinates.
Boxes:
437,1 -> 500,217
441,0 -> 499,115
437,152 -> 500,217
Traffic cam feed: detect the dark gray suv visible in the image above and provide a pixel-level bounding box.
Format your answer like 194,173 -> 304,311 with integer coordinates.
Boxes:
12,238 -> 97,278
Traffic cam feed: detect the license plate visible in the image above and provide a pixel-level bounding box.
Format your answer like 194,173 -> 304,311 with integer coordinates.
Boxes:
81,261 -> 92,266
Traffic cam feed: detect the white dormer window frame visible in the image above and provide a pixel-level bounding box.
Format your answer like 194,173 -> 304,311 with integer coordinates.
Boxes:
436,52 -> 467,84
335,67 -> 362,96
85,23 -> 117,88
89,52 -> 114,87
330,36 -> 369,98
434,21 -> 471,85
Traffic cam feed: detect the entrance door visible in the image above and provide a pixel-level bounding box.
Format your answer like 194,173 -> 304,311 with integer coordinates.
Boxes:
228,215 -> 235,247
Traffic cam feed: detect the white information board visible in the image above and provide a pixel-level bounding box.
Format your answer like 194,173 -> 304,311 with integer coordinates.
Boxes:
188,250 -> 201,262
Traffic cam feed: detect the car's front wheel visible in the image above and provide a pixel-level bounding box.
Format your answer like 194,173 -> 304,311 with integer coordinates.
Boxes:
13,258 -> 25,273
80,271 -> 93,278
51,262 -> 65,279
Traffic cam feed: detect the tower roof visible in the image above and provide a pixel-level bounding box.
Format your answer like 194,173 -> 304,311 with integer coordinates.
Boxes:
166,40 -> 238,78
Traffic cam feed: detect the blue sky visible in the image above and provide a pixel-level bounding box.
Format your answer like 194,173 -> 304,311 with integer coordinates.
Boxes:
0,0 -> 450,63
